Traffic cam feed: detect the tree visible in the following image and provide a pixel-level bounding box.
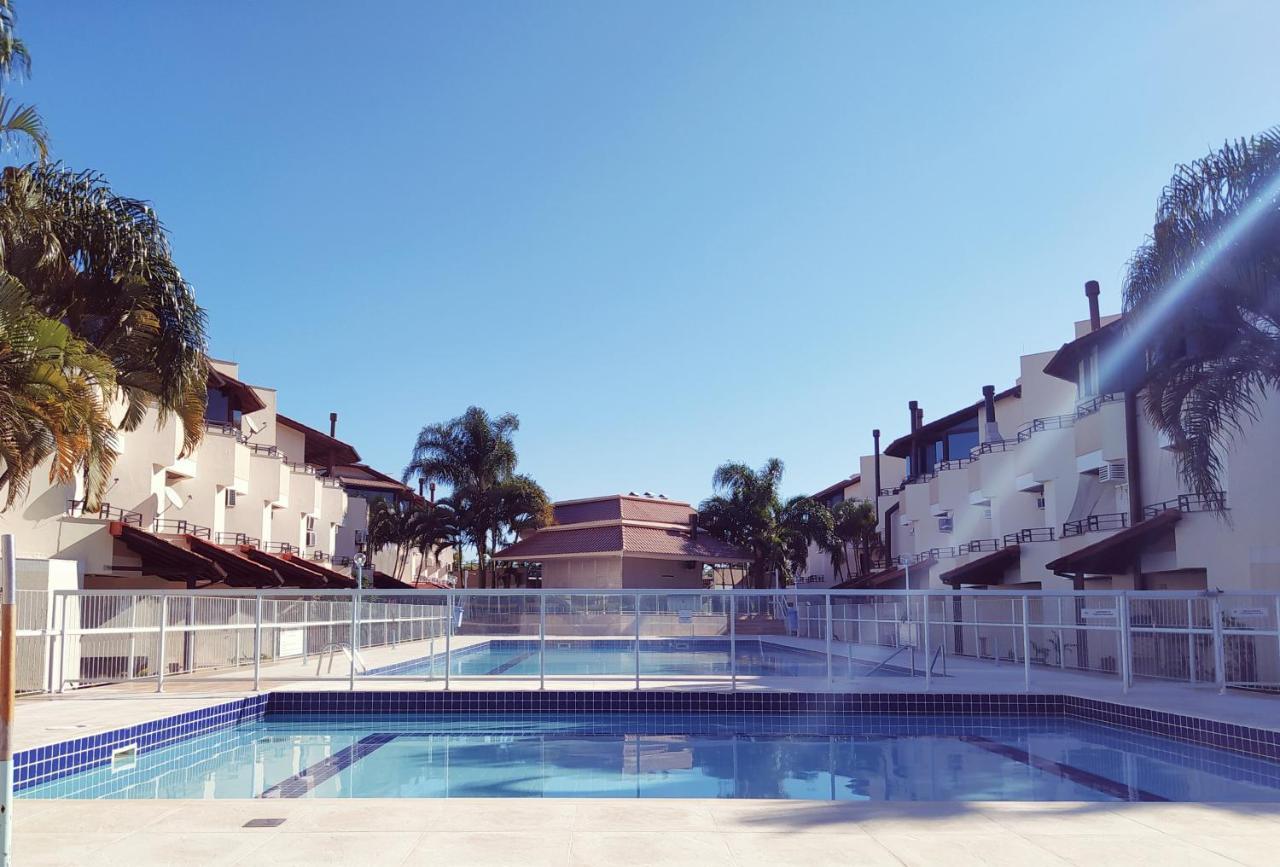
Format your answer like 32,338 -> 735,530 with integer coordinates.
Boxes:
698,459 -> 833,588
404,407 -> 550,586
0,275 -> 118,507
0,2 -> 47,160
825,499 -> 880,580
1123,128 -> 1280,498
0,164 -> 210,456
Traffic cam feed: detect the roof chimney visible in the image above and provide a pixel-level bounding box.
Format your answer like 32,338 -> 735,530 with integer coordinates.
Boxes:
1085,280 -> 1101,332
418,478 -> 425,497
689,512 -> 699,539
429,481 -> 436,503
329,412 -> 338,438
982,384 -> 1002,442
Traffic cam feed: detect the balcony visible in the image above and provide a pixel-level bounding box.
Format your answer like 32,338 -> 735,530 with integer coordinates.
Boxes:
1061,512 -> 1128,539
153,517 -> 212,538
265,541 -> 301,555
1075,392 -> 1121,418
1143,491 -> 1227,519
203,419 -> 249,443
1015,413 -> 1074,443
66,500 -> 144,525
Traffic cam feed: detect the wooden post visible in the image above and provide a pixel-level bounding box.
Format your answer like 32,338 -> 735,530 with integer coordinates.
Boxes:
2,534 -> 18,867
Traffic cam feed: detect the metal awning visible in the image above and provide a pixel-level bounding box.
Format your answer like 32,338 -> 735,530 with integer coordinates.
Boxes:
940,545 -> 1021,587
1045,509 -> 1181,575
835,556 -> 938,590
371,571 -> 415,590
279,552 -> 358,589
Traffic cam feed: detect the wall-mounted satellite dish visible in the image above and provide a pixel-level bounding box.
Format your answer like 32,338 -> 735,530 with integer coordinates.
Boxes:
164,487 -> 185,510
246,417 -> 263,435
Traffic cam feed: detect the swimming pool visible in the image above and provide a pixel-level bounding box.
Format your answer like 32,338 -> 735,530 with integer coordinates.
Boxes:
370,639 -> 905,679
21,711 -> 1280,802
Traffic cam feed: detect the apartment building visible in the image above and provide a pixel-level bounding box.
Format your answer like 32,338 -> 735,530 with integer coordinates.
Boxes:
805,282 -> 1280,593
0,358 -> 453,597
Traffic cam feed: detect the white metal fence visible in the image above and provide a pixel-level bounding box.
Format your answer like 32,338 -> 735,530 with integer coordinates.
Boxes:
12,588 -> 1280,695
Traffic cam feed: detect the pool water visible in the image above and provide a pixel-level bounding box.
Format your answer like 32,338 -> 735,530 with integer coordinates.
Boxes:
21,713 -> 1280,802
375,639 -> 902,679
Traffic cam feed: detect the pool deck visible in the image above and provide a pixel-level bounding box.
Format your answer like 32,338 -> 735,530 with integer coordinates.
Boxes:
13,797 -> 1280,865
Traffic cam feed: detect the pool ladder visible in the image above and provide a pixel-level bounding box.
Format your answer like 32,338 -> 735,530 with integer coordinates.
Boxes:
316,642 -> 367,676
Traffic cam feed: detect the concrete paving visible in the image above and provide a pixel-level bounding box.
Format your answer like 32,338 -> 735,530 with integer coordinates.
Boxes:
12,798 -> 1280,865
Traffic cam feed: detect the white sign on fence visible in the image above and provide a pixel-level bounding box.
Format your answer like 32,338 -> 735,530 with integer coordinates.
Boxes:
277,628 -> 306,658
1080,608 -> 1117,621
670,597 -> 700,624
1230,608 -> 1269,620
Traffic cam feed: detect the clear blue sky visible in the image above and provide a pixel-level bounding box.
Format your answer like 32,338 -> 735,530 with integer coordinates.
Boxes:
20,1 -> 1280,503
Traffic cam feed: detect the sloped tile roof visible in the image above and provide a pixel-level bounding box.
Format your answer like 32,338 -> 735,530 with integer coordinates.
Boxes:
620,525 -> 750,563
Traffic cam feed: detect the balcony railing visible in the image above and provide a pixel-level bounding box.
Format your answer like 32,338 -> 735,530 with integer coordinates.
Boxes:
203,419 -> 249,443
248,443 -> 280,457
1075,392 -> 1121,418
311,550 -> 330,563
214,531 -> 260,547
970,439 -> 1016,457
153,518 -> 212,538
960,538 -> 1001,555
1061,512 -> 1128,539
320,476 -> 344,488
1015,414 -> 1074,443
66,500 -> 144,525
1143,491 -> 1227,519
264,541 -> 299,554
331,555 -> 353,567
1003,527 -> 1056,545
284,461 -> 319,475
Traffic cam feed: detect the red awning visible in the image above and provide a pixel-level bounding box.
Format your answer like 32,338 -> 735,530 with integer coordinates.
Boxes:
109,522 -> 225,585
279,552 -> 358,589
835,556 -> 938,590
940,545 -> 1021,587
1045,509 -> 1181,575
240,547 -> 330,589
371,571 -> 415,590
185,536 -> 282,588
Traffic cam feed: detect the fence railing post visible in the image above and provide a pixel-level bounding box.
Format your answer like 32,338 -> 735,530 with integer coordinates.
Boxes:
253,594 -> 263,692
634,593 -> 641,691
923,593 -> 933,691
155,596 -> 168,694
56,595 -> 68,694
1021,595 -> 1031,692
349,589 -> 359,691
444,590 -> 452,691
825,592 -> 834,685
1187,598 -> 1196,684
1211,593 -> 1226,694
1118,593 -> 1132,694
539,592 -> 546,691
729,593 -> 737,692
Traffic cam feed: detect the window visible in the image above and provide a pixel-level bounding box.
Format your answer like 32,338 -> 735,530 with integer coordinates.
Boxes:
305,515 -> 316,548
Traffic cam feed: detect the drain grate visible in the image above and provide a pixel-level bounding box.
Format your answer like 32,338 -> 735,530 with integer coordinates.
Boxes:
243,818 -> 287,828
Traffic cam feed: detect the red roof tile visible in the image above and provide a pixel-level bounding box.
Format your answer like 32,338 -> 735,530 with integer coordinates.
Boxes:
494,526 -> 624,559
620,499 -> 693,524
620,525 -> 750,562
553,499 -> 622,524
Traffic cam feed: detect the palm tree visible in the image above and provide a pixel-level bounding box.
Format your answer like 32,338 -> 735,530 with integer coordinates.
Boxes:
698,459 -> 833,588
0,274 -> 118,508
1123,128 -> 1280,497
0,2 -> 47,160
404,407 -> 550,586
403,499 -> 459,581
826,499 -> 879,580
0,164 -> 210,455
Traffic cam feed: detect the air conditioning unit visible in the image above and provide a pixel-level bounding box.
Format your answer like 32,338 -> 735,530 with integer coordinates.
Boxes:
1099,461 -> 1128,483
225,488 -> 237,508
938,515 -> 953,533
983,508 -> 992,519
1035,497 -> 1046,510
